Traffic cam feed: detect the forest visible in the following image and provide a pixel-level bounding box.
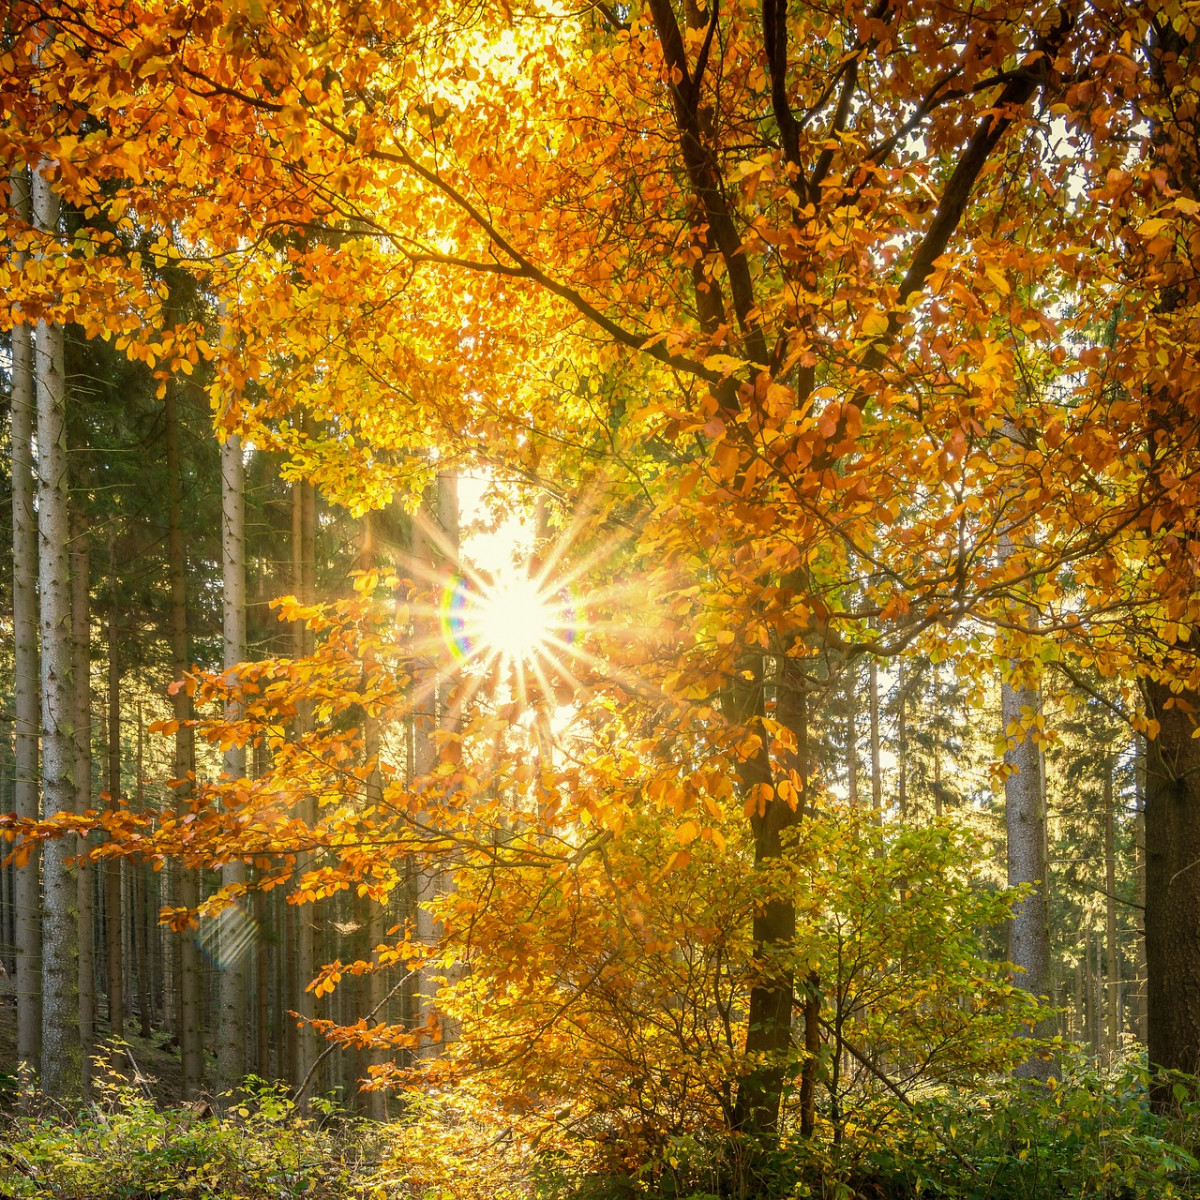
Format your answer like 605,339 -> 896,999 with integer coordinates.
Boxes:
2,0 -> 1200,1197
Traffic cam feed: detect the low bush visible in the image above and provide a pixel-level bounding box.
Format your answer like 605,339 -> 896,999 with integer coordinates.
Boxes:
0,1077 -> 386,1200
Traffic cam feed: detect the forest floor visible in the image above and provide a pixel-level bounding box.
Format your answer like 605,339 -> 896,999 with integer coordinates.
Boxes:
0,978 -> 187,1106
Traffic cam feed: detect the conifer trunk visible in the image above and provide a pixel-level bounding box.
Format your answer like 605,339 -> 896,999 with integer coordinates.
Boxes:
34,161 -> 81,1095
71,504 -> 94,1088
869,659 -> 882,823
106,556 -> 124,1057
845,661 -> 858,807
165,382 -> 204,1096
293,477 -> 319,1098
217,433 -> 248,1093
10,164 -> 41,1078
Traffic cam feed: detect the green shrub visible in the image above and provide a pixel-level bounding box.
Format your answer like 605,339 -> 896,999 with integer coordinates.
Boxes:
0,1077 -> 388,1200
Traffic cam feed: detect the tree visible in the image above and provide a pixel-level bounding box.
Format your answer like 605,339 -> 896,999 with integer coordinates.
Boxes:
33,154 -> 80,1095
1,0 -> 1185,1132
8,163 -> 40,1079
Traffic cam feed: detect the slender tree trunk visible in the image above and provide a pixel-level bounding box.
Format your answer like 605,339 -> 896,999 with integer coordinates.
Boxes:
934,739 -> 943,820
1001,666 -> 1052,1079
9,165 -> 41,1080
293,477 -> 318,1099
845,660 -> 858,807
217,433 -> 249,1094
106,558 -> 124,1058
998,515 -> 1052,1080
1103,756 -> 1121,1060
135,711 -> 152,1037
35,160 -> 81,1096
71,504 -> 94,1089
1084,926 -> 1096,1052
896,661 -> 907,822
1143,676 -> 1200,1095
165,382 -> 204,1096
869,658 -> 882,824
359,515 -> 389,1119
1134,735 -> 1149,1044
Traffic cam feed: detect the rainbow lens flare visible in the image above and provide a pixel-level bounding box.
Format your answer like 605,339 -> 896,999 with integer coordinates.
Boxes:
439,571 -> 576,668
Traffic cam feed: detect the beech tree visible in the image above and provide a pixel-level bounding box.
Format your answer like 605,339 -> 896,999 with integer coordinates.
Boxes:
4,0 -> 1200,1135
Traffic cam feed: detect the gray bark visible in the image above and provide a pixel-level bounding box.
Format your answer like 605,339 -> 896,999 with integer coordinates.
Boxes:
217,433 -> 248,1093
34,162 -> 81,1095
9,165 -> 41,1078
293,478 -> 318,1098
869,658 -> 882,823
164,383 -> 204,1096
845,660 -> 858,806
71,504 -> 94,1089
1000,620 -> 1052,1079
106,561 -> 123,1057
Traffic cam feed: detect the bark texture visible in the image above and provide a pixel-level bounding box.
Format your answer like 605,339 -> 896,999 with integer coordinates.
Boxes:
34,162 -> 81,1095
165,383 -> 204,1096
1001,670 -> 1052,1081
1144,677 -> 1200,1091
9,165 -> 41,1078
217,433 -> 249,1094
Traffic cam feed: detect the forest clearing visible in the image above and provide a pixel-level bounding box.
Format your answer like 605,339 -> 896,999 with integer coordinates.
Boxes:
4,1 -> 1200,1196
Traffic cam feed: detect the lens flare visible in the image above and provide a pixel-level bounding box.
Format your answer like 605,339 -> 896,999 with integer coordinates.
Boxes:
440,570 -> 576,670
197,902 -> 257,970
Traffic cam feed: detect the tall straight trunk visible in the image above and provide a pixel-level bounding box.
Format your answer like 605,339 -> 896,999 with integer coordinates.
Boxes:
1133,735 -> 1148,1044
71,504 -> 94,1088
1103,756 -> 1121,1059
360,514 -> 388,1119
1143,675 -> 1200,1092
34,161 -> 81,1096
933,738 -> 943,819
135,713 -> 152,1038
217,433 -> 248,1094
255,887 -> 270,1078
410,475 -> 460,1060
10,165 -> 41,1079
845,660 -> 858,807
1001,663 -> 1052,1079
164,382 -> 204,1096
868,658 -> 882,823
896,661 -> 907,821
293,477 -> 318,1098
105,561 -> 123,1055
1084,927 -> 1096,1052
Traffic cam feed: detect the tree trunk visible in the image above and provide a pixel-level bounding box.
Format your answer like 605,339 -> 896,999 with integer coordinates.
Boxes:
869,658 -> 882,824
10,165 -> 41,1081
34,160 -> 81,1096
106,559 -> 124,1059
845,660 -> 858,807
293,477 -> 319,1099
1143,676 -> 1200,1095
217,433 -> 249,1094
1001,665 -> 1052,1080
164,382 -> 204,1096
71,503 -> 94,1089
1103,756 -> 1121,1060
360,515 -> 388,1119
1134,735 -> 1148,1044
135,716 -> 152,1038
896,661 -> 907,822
730,654 -> 802,1142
